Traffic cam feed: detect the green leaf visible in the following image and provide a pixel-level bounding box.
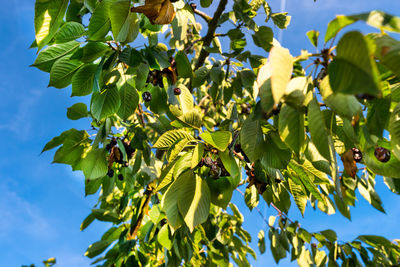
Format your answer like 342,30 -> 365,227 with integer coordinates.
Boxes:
319,76 -> 362,120
252,26 -> 273,52
289,161 -> 325,203
362,147 -> 400,178
306,30 -> 319,47
177,84 -> 193,113
240,117 -> 263,162
32,41 -> 80,72
53,129 -> 90,166
200,0 -> 212,8
117,82 -> 139,120
192,66 -> 210,88
191,143 -> 205,169
200,131 -> 232,151
261,132 -> 291,169
219,149 -> 241,187
357,235 -> 393,248
81,148 -> 108,180
49,55 -> 84,89
288,178 -> 307,216
328,31 -> 381,96
91,86 -> 121,121
389,103 -> 400,160
157,224 -> 172,250
92,208 -> 120,223
269,46 -> 293,104
110,0 -> 139,43
161,173 -> 185,229
81,42 -> 110,63
175,51 -> 193,78
167,138 -> 192,162
258,230 -> 266,254
84,240 -> 113,258
383,177 -> 400,194
85,177 -> 102,196
42,128 -> 75,153
177,172 -> 211,232
67,103 -> 88,120
271,12 -> 291,29
325,11 -> 400,43
34,0 -> 69,49
178,109 -> 203,129
244,185 -> 259,211
120,48 -> 143,68
80,213 -> 95,230
278,104 -> 305,155
88,0 -> 112,41
153,130 -> 194,149
257,62 -> 274,112
320,229 -> 337,242
308,98 -> 331,161
54,22 -> 85,43
71,64 -> 97,96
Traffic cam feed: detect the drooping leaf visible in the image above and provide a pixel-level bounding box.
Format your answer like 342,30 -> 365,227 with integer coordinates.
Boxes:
110,0 -> 139,43
308,98 -> 331,161
328,31 -> 381,96
71,64 -> 97,96
32,41 -> 80,72
88,0 -> 112,41
200,130 -> 232,151
35,0 -> 69,49
389,103 -> 400,160
117,82 -> 139,120
49,55 -> 84,89
252,26 -> 273,52
175,51 -> 193,78
269,46 -> 293,104
81,148 -> 108,180
54,22 -> 85,43
244,185 -> 259,211
240,117 -> 263,162
177,172 -> 211,232
325,10 -> 400,43
67,103 -> 88,120
319,76 -> 362,120
91,86 -> 121,121
278,104 -> 305,155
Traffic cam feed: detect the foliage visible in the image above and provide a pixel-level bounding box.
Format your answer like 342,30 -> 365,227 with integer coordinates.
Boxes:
32,0 -> 400,266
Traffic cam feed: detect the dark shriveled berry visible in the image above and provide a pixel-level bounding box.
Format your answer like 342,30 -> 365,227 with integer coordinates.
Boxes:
173,87 -> 181,95
351,147 -> 363,163
118,174 -> 124,181
107,169 -> 114,178
142,91 -> 152,102
374,147 -> 391,163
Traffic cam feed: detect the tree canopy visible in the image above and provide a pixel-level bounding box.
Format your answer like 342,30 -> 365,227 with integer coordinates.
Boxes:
32,0 -> 400,266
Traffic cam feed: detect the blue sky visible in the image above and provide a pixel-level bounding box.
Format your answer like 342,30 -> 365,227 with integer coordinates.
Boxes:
0,0 -> 400,266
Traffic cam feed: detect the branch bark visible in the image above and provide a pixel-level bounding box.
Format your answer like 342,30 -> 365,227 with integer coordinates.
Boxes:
194,0 -> 228,72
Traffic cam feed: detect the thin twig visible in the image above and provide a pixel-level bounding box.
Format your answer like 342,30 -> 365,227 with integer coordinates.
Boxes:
193,9 -> 212,22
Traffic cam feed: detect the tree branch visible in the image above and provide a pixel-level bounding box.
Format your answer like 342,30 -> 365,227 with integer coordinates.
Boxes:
128,184 -> 154,239
194,0 -> 228,72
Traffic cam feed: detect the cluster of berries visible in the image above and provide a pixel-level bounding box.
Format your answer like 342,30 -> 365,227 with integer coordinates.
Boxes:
198,156 -> 229,178
106,137 -> 136,181
245,163 -> 270,195
351,147 -> 390,163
